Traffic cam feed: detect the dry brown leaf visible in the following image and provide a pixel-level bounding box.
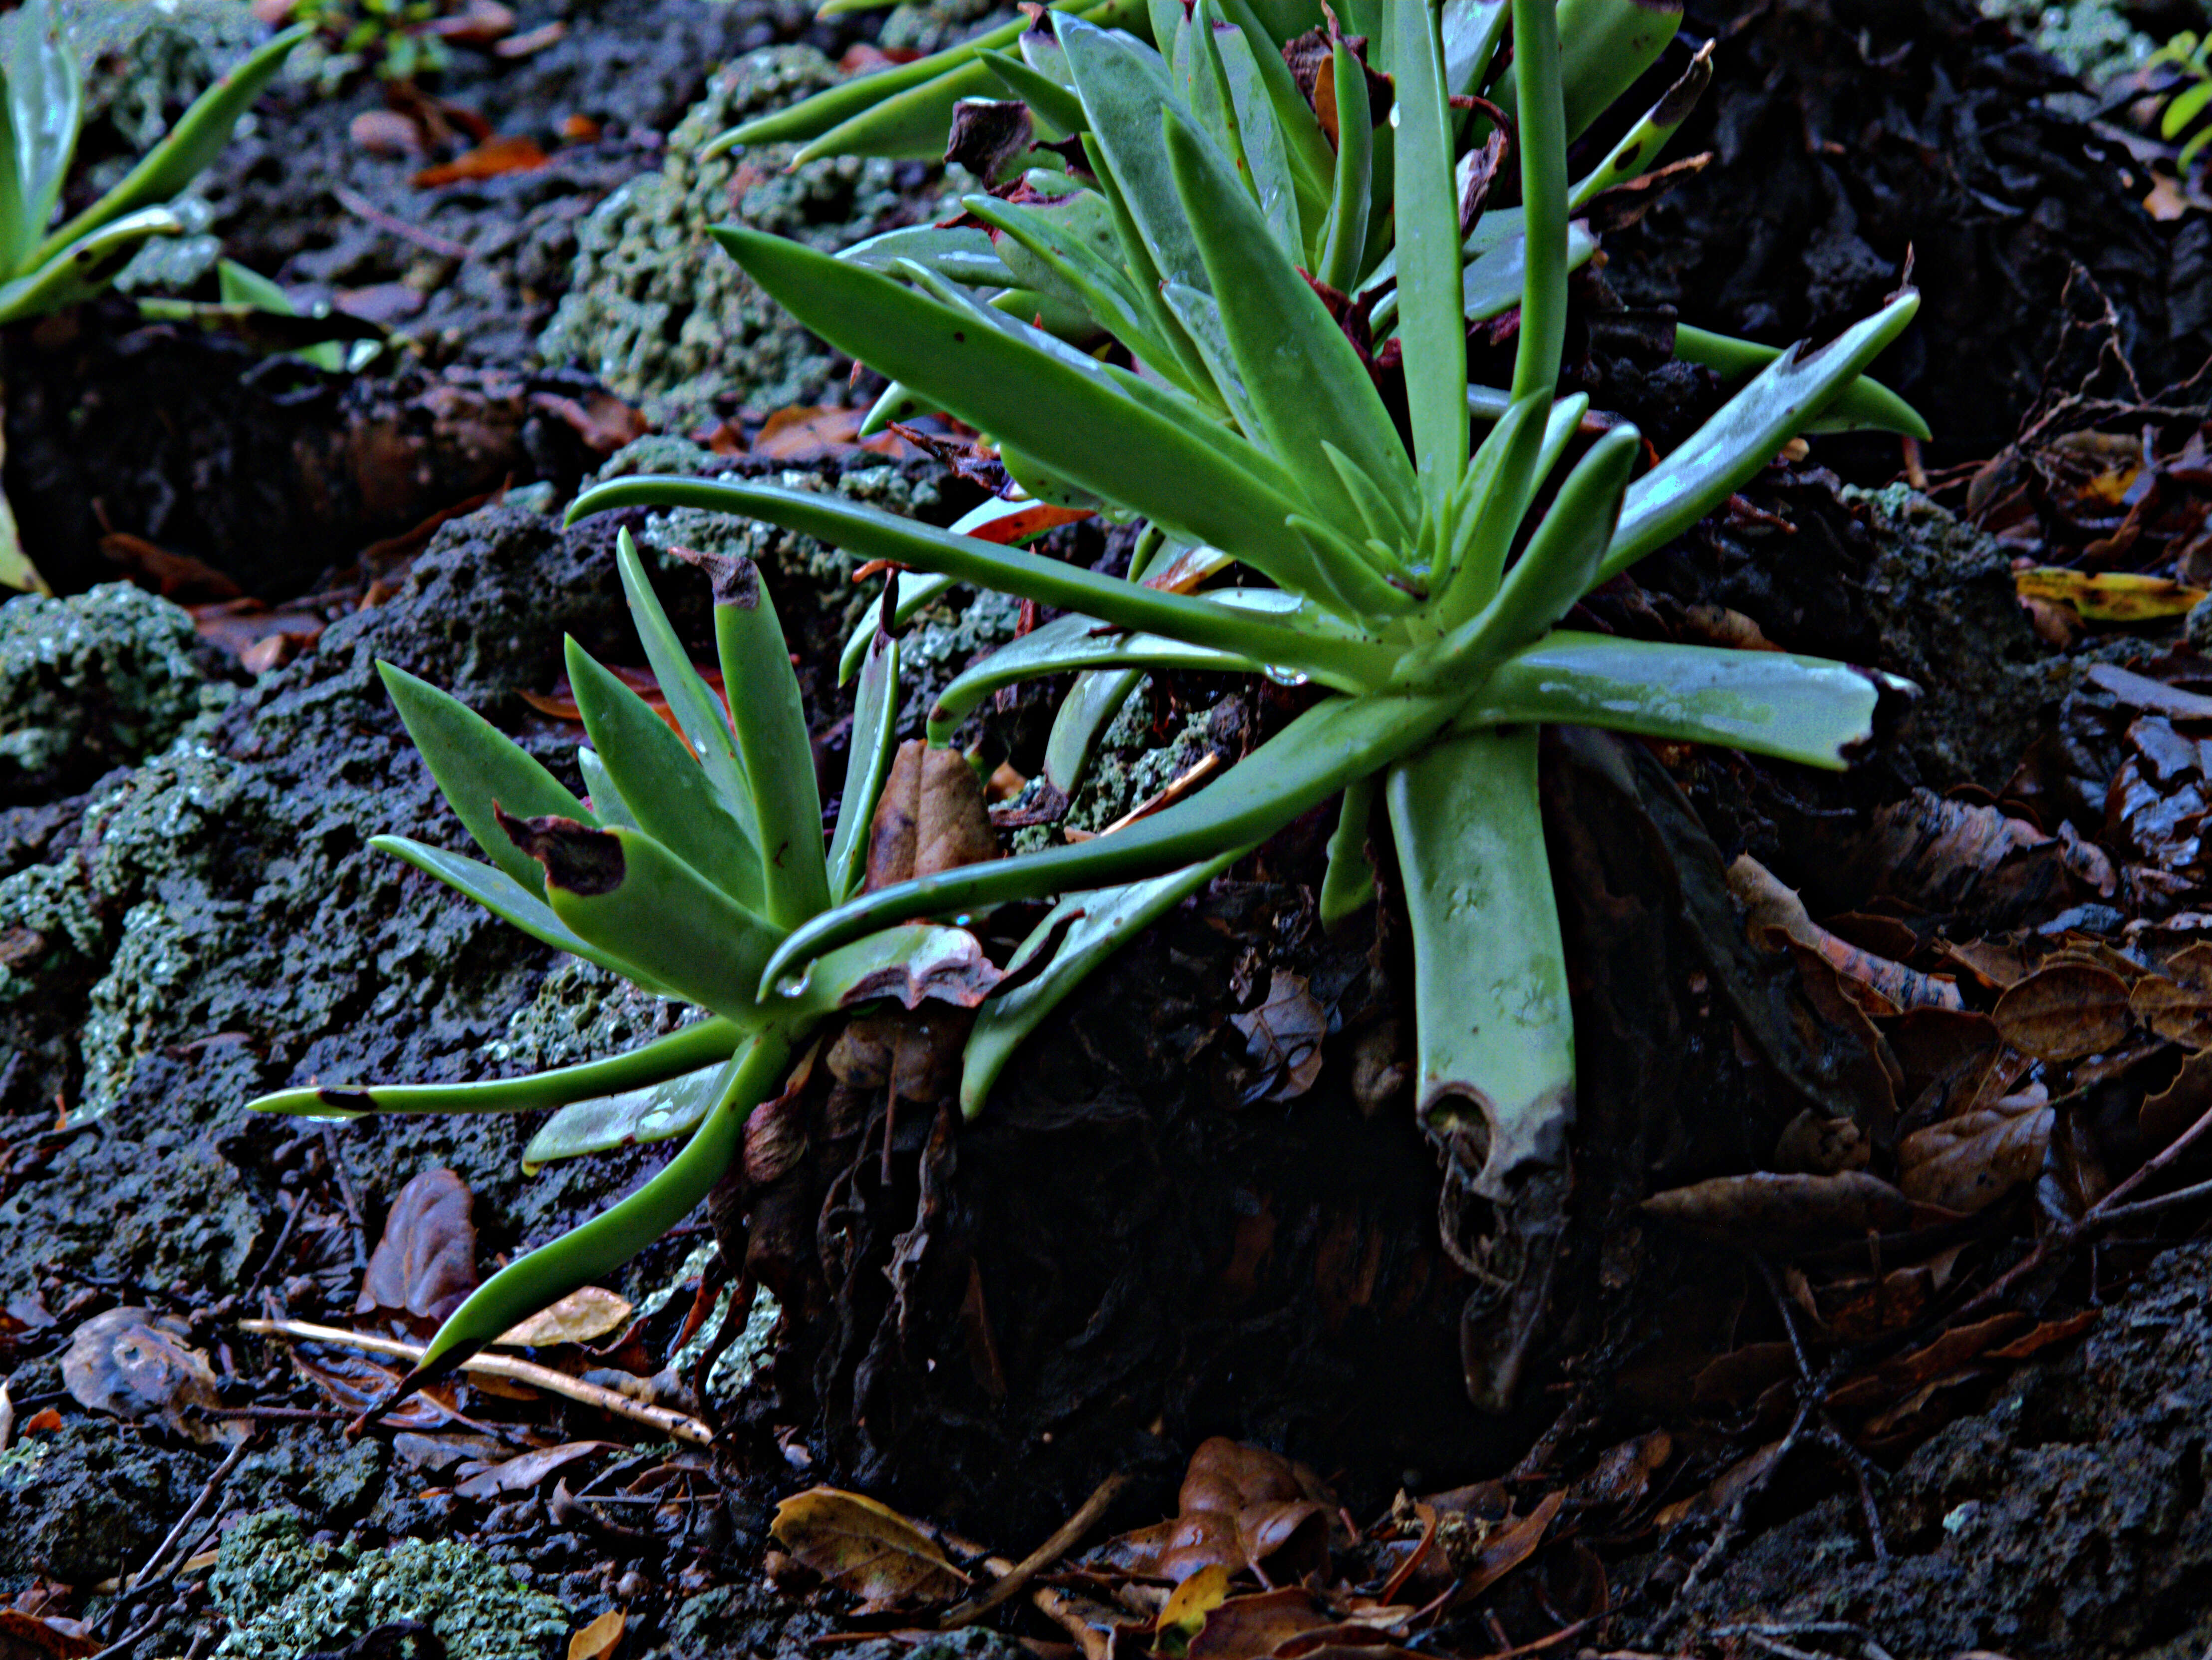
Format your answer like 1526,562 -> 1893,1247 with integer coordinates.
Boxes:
1186,1589 -> 1334,1660
494,1287 -> 631,1348
770,1486 -> 969,1610
1729,855 -> 1962,1012
2014,566 -> 2207,623
568,1610 -> 624,1660
1230,971 -> 1330,1106
2143,1046 -> 2212,1147
1897,1093 -> 2053,1213
1639,1170 -> 1953,1248
864,741 -> 999,892
61,1308 -> 244,1446
1990,963 -> 2133,1060
2131,976 -> 2212,1050
452,1440 -> 613,1501
357,1168 -> 478,1326
1098,1438 -> 1330,1586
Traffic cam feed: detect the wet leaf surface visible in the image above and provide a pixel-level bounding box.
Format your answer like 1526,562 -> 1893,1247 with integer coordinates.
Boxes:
770,1487 -> 970,1611
356,1168 -> 478,1327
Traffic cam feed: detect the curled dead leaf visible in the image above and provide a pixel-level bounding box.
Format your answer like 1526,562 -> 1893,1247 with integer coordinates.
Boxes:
866,741 -> 999,892
1640,1170 -> 1956,1248
1230,971 -> 1330,1106
61,1308 -> 243,1446
567,1610 -> 624,1660
357,1167 -> 478,1327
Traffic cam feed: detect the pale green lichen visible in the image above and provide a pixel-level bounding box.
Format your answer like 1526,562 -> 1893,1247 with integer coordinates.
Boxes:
480,959 -> 688,1079
0,584 -> 219,788
1977,0 -> 2155,80
538,48 -> 936,428
210,1512 -> 569,1660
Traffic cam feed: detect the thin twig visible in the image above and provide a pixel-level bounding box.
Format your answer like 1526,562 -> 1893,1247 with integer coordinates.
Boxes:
331,185 -> 473,261
240,1317 -> 714,1445
941,1472 -> 1127,1627
102,1438 -> 252,1637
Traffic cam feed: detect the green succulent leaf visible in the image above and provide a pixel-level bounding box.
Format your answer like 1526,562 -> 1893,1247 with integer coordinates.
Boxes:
840,221 -> 1015,288
691,550 -> 830,927
1569,39 -> 1711,209
757,688 -> 1458,992
252,1017 -> 744,1122
0,205 -> 181,323
1456,631 -> 1894,769
978,46 -> 1091,137
1491,0 -> 1681,143
1315,37 -> 1374,294
524,1051 -> 746,1165
1045,665 -> 1147,795
1,0 -> 81,277
612,530 -> 760,847
959,850 -> 1238,1116
829,620 -> 901,903
1671,321 -> 1930,440
1602,289 -> 1922,580
406,1030 -> 795,1389
33,22 -> 307,270
929,610 -> 1269,742
573,476 -> 1398,688
1162,103 -> 1417,531
370,835 -> 666,990
576,747 -> 637,831
1387,0 -> 1471,506
1318,772 -> 1379,931
510,818 -> 783,1027
1505,0 -> 1570,405
376,660 -> 595,896
564,639 -> 766,913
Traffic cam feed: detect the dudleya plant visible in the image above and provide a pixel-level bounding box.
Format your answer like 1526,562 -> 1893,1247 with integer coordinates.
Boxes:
570,0 -> 1928,1405
0,1 -> 305,589
250,532 -> 1007,1391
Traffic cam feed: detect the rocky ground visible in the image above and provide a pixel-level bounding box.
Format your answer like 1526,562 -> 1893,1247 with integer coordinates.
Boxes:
0,0 -> 2209,1657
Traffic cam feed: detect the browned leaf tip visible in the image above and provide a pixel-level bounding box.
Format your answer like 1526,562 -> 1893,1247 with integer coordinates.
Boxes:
670,544 -> 760,610
497,809 -> 625,895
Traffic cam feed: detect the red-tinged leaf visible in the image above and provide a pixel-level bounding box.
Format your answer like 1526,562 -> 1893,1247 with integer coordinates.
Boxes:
520,663 -> 728,747
770,1487 -> 969,1611
0,1611 -> 101,1659
748,405 -> 913,462
1451,1491 -> 1564,1605
413,134 -> 549,186
18,1409 -> 60,1437
356,1168 -> 478,1327
1826,1313 -> 2034,1411
452,1440 -> 614,1501
1185,1590 -> 1334,1660
1987,1310 -> 2096,1362
968,501 -> 1095,546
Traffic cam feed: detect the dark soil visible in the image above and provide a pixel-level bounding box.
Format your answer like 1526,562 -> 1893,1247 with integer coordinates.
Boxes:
0,1 -> 2208,1658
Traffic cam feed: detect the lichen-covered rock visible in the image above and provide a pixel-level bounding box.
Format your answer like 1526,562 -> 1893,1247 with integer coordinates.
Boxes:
61,0 -> 267,157
0,583 -> 223,802
209,1511 -> 569,1660
536,47 -> 941,426
0,1416 -> 192,1581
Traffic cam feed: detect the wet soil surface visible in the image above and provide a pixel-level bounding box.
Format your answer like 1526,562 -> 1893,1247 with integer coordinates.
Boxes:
0,0 -> 2209,1658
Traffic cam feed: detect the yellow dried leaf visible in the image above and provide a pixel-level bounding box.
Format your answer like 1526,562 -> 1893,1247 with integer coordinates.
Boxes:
771,1486 -> 970,1610
1161,1563 -> 1233,1637
568,1610 -> 625,1660
494,1286 -> 634,1348
2013,567 -> 2206,624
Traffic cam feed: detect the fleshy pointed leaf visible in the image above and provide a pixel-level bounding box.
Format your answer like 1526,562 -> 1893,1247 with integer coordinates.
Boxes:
525,1052 -> 746,1164
830,622 -> 901,903
960,853 -> 1236,1115
565,640 -> 765,911
1602,290 -> 1922,579
1672,321 -> 1929,440
928,609 -> 1268,742
1385,0 -> 1469,504
4,0 -> 80,276
511,818 -> 782,1027
1456,632 -> 1896,769
377,660 -> 595,896
33,23 -> 306,269
253,1016 -> 744,1121
408,1033 -> 794,1386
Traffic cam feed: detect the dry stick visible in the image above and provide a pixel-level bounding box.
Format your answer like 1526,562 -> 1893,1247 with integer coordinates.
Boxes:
101,1438 -> 252,1638
1953,1092 -> 2212,1325
331,184 -> 474,262
239,1318 -> 714,1446
940,1471 -> 1128,1628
